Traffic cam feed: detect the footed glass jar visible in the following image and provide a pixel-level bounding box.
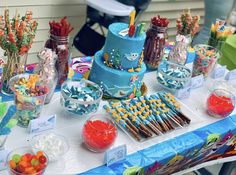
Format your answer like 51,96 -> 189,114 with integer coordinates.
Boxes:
144,24 -> 168,70
45,34 -> 70,85
34,48 -> 58,104
207,89 -> 235,118
168,34 -> 189,65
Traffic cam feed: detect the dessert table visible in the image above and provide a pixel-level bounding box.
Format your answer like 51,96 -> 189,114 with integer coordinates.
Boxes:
1,70 -> 236,175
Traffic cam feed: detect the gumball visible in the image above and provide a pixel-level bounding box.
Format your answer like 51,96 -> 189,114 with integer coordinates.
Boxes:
39,155 -> 47,164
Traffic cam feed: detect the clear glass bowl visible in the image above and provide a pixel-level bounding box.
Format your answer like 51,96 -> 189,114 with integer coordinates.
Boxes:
60,79 -> 103,116
192,44 -> 222,78
82,114 -> 117,152
9,74 -> 48,128
157,60 -> 192,92
7,146 -> 48,175
207,89 -> 235,118
30,132 -> 69,162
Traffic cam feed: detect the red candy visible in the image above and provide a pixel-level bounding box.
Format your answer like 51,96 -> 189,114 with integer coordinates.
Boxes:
83,119 -> 117,152
151,15 -> 169,27
128,25 -> 135,37
39,155 -> 47,164
207,93 -> 235,117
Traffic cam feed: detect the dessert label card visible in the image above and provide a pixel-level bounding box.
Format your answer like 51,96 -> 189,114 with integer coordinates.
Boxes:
28,115 -> 56,134
105,145 -> 127,166
0,149 -> 9,170
191,74 -> 204,89
211,65 -> 226,79
225,69 -> 236,80
176,81 -> 191,99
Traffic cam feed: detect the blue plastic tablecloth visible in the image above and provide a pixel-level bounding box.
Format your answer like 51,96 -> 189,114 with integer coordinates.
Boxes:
80,114 -> 236,175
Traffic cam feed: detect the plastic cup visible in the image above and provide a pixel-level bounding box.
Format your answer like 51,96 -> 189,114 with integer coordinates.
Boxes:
9,74 -> 48,128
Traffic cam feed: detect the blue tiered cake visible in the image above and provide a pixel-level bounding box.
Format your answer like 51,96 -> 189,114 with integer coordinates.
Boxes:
89,23 -> 147,99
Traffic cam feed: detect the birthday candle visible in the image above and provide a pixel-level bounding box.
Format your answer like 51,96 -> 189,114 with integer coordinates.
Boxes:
129,10 -> 136,26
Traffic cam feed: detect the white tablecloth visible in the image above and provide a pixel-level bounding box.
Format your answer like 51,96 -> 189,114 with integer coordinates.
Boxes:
2,71 -> 236,175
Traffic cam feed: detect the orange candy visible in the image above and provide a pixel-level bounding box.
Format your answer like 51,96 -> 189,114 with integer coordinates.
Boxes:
9,160 -> 16,169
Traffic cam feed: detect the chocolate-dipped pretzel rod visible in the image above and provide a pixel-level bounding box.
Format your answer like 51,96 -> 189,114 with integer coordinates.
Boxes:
157,92 -> 191,124
149,95 -> 185,127
110,102 -> 153,138
135,97 -> 164,132
148,96 -> 177,130
103,105 -> 141,141
119,102 -> 153,137
142,96 -> 170,132
104,92 -> 191,141
123,100 -> 160,136
144,96 -> 175,131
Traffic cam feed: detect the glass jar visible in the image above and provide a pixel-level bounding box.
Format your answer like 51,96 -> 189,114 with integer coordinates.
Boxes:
82,114 -> 117,152
168,34 -> 189,65
207,89 -> 235,118
1,52 -> 27,95
144,24 -> 168,70
34,48 -> 58,104
45,34 -> 70,85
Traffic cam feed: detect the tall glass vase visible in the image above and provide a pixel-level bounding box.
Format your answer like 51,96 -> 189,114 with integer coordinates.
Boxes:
1,51 -> 27,95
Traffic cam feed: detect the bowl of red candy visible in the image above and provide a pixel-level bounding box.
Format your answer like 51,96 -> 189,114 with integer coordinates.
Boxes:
207,89 -> 235,118
82,114 -> 117,152
7,147 -> 48,175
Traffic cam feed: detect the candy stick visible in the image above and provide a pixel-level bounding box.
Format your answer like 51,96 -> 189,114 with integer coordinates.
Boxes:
145,96 -> 173,130
129,10 -> 135,27
136,97 -> 164,132
119,102 -> 153,138
157,92 -> 191,124
130,103 -> 160,136
130,99 -> 161,134
104,105 -> 141,141
149,95 -> 184,127
144,96 -> 169,132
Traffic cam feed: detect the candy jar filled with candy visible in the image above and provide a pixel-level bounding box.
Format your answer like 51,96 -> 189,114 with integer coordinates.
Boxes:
192,44 -> 222,78
44,17 -> 73,85
168,34 -> 189,65
144,15 -> 169,70
9,74 -> 49,127
34,48 -> 58,104
82,114 -> 117,152
207,89 -> 235,118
